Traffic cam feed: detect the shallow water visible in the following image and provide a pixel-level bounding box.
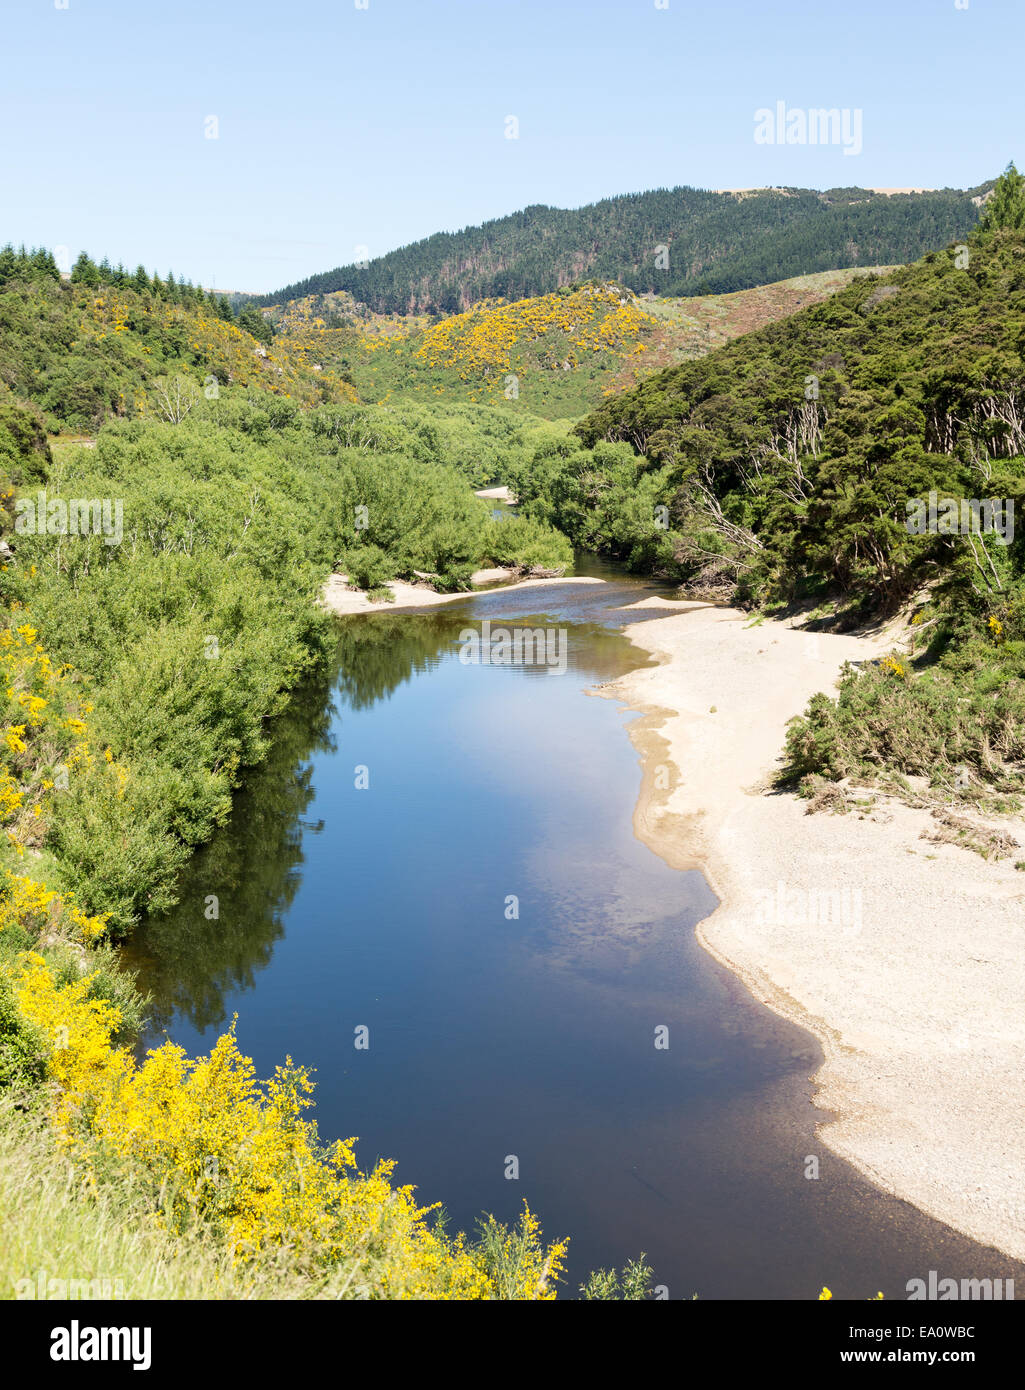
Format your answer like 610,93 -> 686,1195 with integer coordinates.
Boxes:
123,563 -> 1024,1298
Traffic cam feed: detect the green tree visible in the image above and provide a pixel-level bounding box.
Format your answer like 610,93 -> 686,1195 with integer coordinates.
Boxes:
980,161 -> 1025,231
71,252 -> 101,288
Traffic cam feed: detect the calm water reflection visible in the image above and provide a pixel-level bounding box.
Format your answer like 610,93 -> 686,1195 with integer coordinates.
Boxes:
123,568 -> 1024,1298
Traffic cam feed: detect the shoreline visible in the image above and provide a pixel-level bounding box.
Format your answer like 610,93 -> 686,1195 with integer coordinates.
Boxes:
328,569 -> 1025,1262
321,570 -> 597,616
607,598 -> 1025,1264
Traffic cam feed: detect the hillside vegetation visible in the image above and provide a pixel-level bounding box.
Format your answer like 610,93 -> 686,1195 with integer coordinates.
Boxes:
519,166 -> 1025,818
260,184 -> 984,314
271,269 -> 891,420
0,246 -> 353,432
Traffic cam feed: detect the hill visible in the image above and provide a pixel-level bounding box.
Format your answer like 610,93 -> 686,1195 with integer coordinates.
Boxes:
506,167 -> 1025,813
572,225 -> 1025,614
270,268 -> 894,420
0,246 -> 354,433
258,184 -> 986,314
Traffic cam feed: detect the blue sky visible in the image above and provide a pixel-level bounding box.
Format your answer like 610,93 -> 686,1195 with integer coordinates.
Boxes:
3,0 -> 1020,292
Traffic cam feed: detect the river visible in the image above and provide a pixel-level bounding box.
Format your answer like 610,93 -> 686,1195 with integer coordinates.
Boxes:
122,557 -> 1024,1299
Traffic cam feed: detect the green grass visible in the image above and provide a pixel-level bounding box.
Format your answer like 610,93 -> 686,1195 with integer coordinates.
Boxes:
0,1101 -> 287,1300
1,1099 -> 644,1300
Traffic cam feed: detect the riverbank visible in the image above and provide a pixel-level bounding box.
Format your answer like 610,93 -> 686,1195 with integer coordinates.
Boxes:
321,571 -> 596,615
474,485 -> 517,504
608,598 -> 1025,1263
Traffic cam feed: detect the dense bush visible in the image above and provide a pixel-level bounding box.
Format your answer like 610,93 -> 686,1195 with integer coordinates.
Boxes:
510,435 -> 681,574
0,248 -> 350,432
0,397 -> 571,930
0,971 -> 46,1091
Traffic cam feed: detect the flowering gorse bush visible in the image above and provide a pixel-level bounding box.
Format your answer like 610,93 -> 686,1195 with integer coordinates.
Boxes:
415,285 -> 654,385
0,605 -> 129,898
0,871 -> 109,945
11,951 -> 567,1299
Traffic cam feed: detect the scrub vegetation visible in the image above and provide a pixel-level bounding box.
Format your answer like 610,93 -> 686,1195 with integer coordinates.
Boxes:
4,167 -> 1020,1297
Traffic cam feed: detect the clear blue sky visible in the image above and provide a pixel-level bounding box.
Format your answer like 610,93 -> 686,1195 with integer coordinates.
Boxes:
3,0 -> 1020,292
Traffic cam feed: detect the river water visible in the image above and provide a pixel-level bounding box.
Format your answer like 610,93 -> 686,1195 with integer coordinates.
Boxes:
122,560 -> 1024,1299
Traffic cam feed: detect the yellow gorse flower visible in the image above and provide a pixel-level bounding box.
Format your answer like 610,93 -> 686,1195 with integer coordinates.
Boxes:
9,954 -> 567,1298
412,285 -> 654,389
1,604 -> 131,851
0,871 -> 110,943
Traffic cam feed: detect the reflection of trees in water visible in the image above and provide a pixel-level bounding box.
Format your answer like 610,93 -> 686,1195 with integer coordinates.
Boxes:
126,618 -> 460,1039
332,613 -> 460,709
127,618 -> 462,1037
332,606 -> 652,706
124,654 -> 342,1038
127,590 -> 654,1040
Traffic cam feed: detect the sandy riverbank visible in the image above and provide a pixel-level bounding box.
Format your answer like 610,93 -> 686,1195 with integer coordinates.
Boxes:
321,570 -> 596,615
607,598 -> 1025,1263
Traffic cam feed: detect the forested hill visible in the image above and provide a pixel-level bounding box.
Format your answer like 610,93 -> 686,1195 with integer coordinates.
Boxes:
572,214 -> 1025,612
261,184 -> 987,315
501,168 -> 1025,813
0,245 -> 352,431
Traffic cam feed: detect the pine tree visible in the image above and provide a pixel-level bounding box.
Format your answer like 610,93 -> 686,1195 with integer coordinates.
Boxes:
30,248 -> 60,281
980,162 -> 1025,232
0,244 -> 17,288
71,251 -> 101,287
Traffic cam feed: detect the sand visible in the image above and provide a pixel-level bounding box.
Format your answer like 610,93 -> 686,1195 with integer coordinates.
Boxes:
474,485 -> 517,504
321,571 -> 596,616
608,599 -> 1025,1262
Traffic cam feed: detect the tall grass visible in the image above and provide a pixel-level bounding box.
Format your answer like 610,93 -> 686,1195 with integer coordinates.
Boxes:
0,1101 -> 574,1300
0,1101 -> 288,1300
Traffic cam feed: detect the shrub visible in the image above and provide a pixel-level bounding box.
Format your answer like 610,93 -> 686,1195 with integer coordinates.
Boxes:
0,971 -> 46,1092
8,952 -> 569,1299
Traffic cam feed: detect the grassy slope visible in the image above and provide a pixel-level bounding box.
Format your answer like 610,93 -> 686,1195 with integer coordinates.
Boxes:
268,269 -> 892,420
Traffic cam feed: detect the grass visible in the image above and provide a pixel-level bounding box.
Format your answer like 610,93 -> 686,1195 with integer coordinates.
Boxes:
0,1100 -> 570,1301
0,1100 -> 289,1300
